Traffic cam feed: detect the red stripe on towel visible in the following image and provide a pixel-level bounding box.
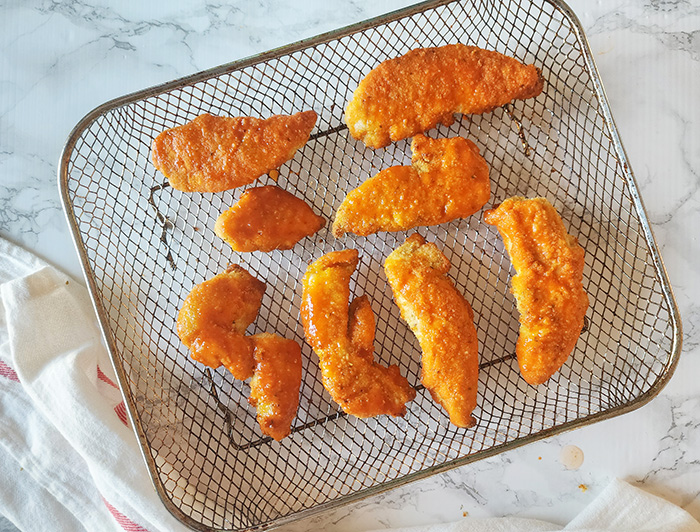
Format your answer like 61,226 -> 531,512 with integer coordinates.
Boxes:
114,401 -> 129,426
97,364 -> 119,389
103,497 -> 151,532
0,360 -> 20,382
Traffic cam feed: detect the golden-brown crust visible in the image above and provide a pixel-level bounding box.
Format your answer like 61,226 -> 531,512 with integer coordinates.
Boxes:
300,249 -> 416,418
483,197 -> 589,385
215,186 -> 325,252
384,234 -> 479,428
345,44 -> 544,149
332,135 -> 490,237
176,264 -> 266,380
176,266 -> 304,440
249,333 -> 302,441
347,295 -> 375,362
152,111 -> 317,192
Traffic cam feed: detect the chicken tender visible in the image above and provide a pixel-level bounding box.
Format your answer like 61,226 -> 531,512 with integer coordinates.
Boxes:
384,234 -> 479,428
176,264 -> 266,380
345,44 -> 544,149
152,111 -> 317,192
249,333 -> 302,441
484,197 -> 589,385
332,135 -> 490,237
215,186 -> 325,252
300,249 -> 416,417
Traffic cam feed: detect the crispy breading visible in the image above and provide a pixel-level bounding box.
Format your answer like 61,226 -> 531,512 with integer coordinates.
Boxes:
384,234 -> 479,428
347,295 -> 375,363
176,264 -> 266,380
484,197 -> 589,385
215,185 -> 325,252
332,135 -> 490,237
345,44 -> 544,148
152,111 -> 317,192
249,333 -> 302,441
300,249 -> 416,418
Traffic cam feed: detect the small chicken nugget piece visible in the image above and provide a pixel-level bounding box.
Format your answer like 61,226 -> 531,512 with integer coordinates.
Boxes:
333,135 -> 490,237
215,186 -> 325,252
484,197 -> 589,385
152,111 -> 317,192
384,234 -> 479,428
345,44 -> 544,148
176,264 -> 266,380
249,333 -> 302,441
301,249 -> 416,418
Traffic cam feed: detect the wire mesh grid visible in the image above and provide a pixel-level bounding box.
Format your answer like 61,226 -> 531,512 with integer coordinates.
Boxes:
59,0 -> 680,530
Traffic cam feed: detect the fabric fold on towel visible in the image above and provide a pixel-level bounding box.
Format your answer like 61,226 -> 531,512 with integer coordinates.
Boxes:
1,236 -> 699,532
0,238 -> 189,532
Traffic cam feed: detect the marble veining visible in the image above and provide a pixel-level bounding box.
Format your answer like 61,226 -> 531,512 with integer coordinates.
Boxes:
1,0 -> 699,530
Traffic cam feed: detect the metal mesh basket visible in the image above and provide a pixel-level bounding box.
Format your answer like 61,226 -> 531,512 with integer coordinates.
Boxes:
59,0 -> 681,530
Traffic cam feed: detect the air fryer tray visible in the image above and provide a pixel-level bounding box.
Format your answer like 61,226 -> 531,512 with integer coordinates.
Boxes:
59,0 -> 682,530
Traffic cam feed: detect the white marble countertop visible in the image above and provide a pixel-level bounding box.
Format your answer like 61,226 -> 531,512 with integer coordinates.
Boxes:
1,0 -> 699,530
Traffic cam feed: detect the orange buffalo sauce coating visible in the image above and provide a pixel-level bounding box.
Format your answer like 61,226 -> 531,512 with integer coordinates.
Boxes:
345,44 -> 544,148
215,186 -> 325,252
384,234 -> 479,428
177,266 -> 303,440
152,111 -> 317,192
176,264 -> 265,380
249,333 -> 302,441
484,197 -> 589,385
332,134 -> 490,237
300,249 -> 416,418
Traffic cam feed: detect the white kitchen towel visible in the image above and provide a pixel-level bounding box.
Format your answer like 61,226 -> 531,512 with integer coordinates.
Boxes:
1,235 -> 699,532
0,237 -> 190,532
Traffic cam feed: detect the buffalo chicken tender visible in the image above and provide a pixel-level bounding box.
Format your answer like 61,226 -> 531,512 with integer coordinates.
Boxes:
300,249 -> 416,418
215,186 -> 325,252
345,44 -> 544,148
384,234 -> 479,428
332,135 -> 490,237
176,264 -> 265,380
249,333 -> 302,441
484,197 -> 589,385
152,111 -> 317,192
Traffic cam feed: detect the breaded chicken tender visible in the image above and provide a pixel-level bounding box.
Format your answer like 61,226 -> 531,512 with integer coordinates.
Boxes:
332,135 -> 490,237
300,249 -> 416,417
345,44 -> 544,149
249,333 -> 302,441
215,186 -> 325,252
176,264 -> 266,380
484,197 -> 589,385
152,111 -> 317,192
177,267 -> 303,439
384,234 -> 479,428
